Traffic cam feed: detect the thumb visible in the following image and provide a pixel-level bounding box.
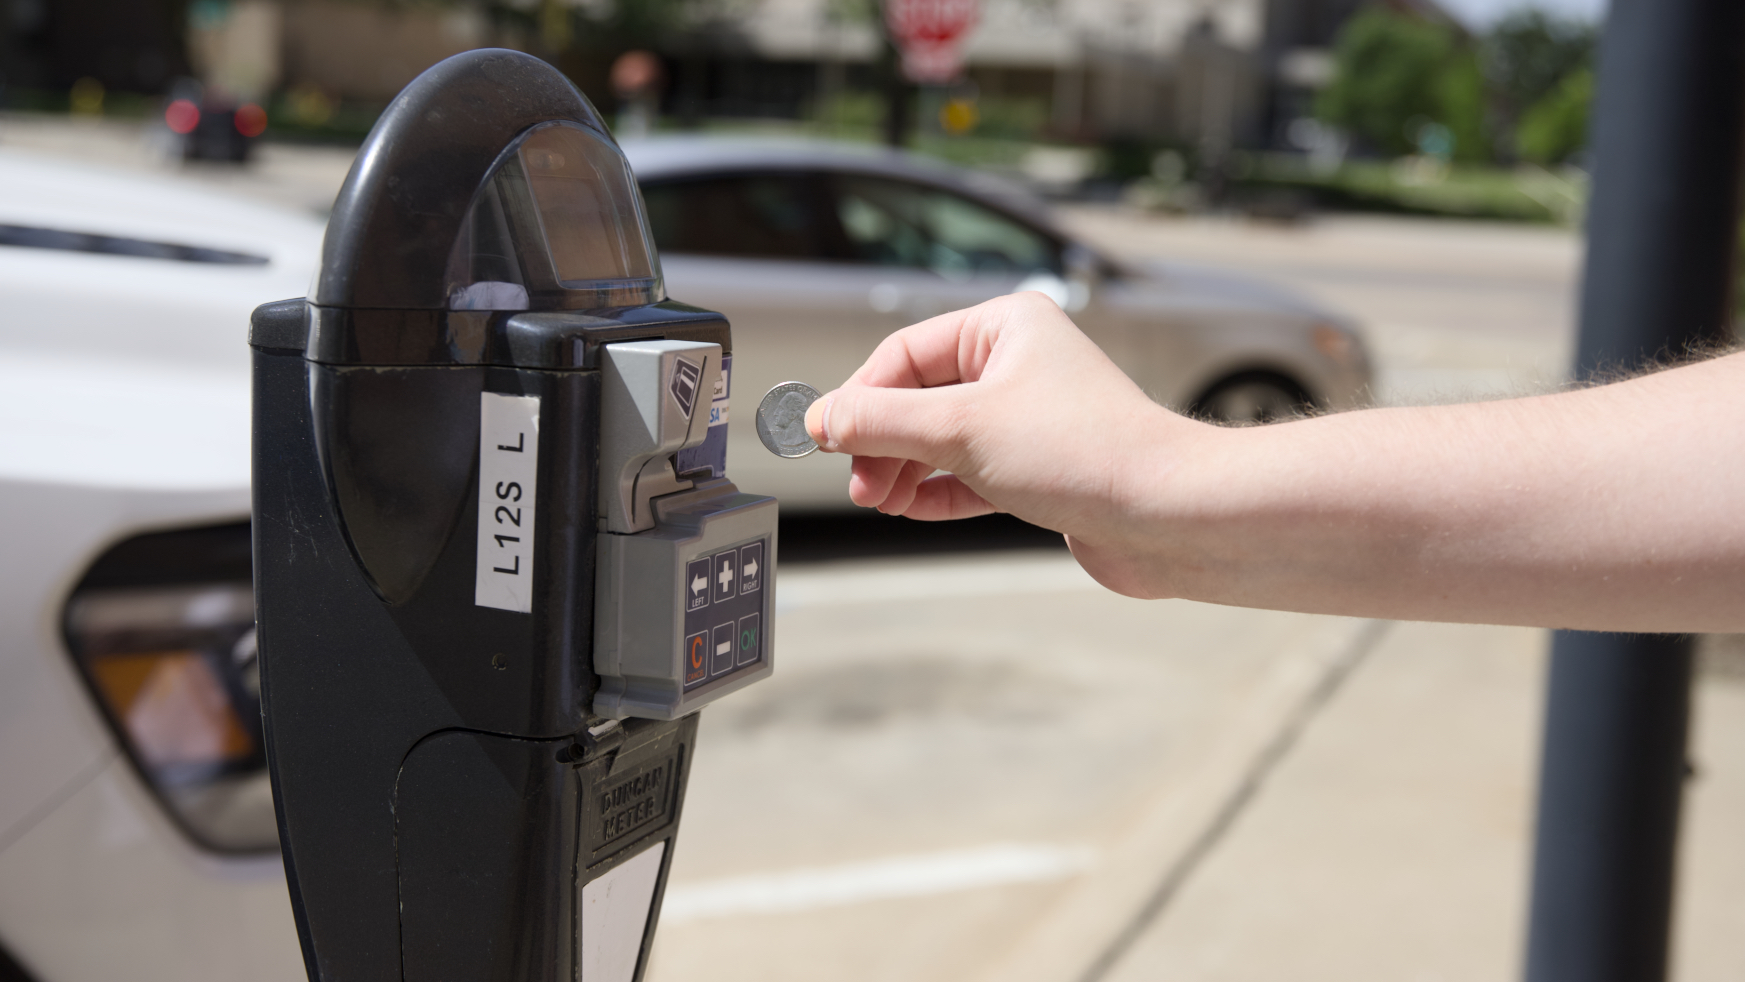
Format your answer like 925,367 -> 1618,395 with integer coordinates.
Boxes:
806,383 -> 975,471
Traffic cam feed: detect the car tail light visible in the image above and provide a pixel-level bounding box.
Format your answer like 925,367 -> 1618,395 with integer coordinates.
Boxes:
1312,322 -> 1361,366
62,522 -> 275,853
234,102 -> 267,138
165,98 -> 200,135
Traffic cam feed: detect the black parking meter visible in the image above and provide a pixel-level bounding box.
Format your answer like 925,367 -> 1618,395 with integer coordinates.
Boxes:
247,49 -> 776,982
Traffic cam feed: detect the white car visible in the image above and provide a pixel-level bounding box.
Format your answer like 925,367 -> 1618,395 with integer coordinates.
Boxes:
0,149 -> 315,982
625,137 -> 1373,508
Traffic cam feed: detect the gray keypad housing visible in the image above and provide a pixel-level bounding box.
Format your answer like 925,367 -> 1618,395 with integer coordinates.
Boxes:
593,482 -> 776,720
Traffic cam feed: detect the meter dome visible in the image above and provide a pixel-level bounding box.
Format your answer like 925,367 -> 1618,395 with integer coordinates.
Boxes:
314,48 -> 660,312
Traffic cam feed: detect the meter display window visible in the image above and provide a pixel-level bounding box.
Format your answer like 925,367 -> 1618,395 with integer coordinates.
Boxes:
448,122 -> 662,310
522,125 -> 657,285
641,172 -> 832,261
829,175 -> 1062,278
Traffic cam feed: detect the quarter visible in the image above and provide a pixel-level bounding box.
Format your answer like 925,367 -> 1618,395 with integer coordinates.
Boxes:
755,382 -> 823,458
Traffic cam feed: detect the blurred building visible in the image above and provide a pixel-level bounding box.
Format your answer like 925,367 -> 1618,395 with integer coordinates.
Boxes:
714,0 -> 1266,146
278,0 -> 493,103
0,0 -> 498,105
664,0 -> 1457,147
4,0 -> 1452,150
177,0 -> 1459,151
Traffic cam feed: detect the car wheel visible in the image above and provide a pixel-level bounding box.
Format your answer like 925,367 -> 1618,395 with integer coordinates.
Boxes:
1190,372 -> 1314,425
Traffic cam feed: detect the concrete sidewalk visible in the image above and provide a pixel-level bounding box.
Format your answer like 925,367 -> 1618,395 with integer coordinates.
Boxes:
1094,622 -> 1745,982
646,553 -> 1385,982
650,564 -> 1745,982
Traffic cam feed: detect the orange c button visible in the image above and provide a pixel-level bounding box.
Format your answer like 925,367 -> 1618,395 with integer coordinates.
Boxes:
689,634 -> 706,670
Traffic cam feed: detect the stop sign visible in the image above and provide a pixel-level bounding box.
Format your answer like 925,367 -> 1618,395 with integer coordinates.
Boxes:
883,0 -> 981,83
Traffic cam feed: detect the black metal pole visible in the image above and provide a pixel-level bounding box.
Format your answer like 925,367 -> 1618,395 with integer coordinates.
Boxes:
1524,1 -> 1745,980
1528,637 -> 1696,982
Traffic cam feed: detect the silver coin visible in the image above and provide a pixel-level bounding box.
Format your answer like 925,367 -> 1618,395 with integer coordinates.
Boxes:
756,382 -> 823,458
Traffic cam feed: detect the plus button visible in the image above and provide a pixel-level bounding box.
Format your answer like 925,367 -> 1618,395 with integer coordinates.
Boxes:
713,551 -> 737,603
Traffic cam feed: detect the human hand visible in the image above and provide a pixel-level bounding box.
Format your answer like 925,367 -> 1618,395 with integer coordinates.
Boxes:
802,292 -> 1215,596
810,294 -> 1745,631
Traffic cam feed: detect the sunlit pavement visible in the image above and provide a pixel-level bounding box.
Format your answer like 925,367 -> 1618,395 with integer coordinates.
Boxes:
9,120 -> 1741,980
652,555 -> 1381,982
655,560 -> 1745,982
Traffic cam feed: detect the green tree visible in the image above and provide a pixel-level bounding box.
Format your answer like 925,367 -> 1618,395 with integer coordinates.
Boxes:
1515,66 -> 1592,164
1316,7 -> 1488,162
1482,9 -> 1594,157
1435,48 -> 1489,164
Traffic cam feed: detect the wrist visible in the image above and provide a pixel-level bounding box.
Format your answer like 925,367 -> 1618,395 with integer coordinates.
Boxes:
1073,404 -> 1230,599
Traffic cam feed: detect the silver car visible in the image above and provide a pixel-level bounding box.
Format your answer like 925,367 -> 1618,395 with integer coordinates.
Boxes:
624,137 -> 1373,509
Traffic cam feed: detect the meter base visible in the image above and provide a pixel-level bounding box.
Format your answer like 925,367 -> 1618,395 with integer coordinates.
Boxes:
396,718 -> 695,982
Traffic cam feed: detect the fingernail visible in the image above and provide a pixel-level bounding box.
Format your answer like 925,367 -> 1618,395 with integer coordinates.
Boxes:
809,394 -> 836,450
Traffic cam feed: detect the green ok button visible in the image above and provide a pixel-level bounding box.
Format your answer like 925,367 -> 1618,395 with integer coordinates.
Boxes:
736,613 -> 761,667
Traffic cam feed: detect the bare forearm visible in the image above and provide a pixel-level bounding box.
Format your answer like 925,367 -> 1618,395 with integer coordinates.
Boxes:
809,295 -> 1744,632
1113,353 -> 1745,632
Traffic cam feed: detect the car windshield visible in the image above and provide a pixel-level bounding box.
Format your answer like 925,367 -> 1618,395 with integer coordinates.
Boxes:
830,174 -> 1060,278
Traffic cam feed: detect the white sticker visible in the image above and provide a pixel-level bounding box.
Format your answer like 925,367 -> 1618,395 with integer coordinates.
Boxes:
475,391 -> 540,612
581,841 -> 666,982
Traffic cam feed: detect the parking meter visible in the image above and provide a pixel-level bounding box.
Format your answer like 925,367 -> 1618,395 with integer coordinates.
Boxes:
248,49 -> 775,982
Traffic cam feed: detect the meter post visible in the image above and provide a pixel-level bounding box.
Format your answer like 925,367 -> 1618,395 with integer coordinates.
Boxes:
247,49 -> 777,982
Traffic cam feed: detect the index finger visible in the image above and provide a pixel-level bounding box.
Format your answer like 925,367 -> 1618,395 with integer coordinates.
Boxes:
846,302 -> 1002,390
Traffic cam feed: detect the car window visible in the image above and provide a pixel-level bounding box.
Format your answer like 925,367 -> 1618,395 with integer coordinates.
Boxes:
830,175 -> 1060,277
641,173 -> 827,260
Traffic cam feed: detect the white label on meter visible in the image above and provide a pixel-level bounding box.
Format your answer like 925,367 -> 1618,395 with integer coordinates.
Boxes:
475,391 -> 540,612
580,841 -> 666,982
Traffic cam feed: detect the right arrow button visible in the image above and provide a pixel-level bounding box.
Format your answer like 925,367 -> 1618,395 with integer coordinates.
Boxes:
739,541 -> 765,595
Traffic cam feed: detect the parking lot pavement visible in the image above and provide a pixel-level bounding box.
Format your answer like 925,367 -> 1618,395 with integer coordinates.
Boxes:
658,560 -> 1745,982
1094,624 -> 1745,982
647,552 -> 1381,982
1100,619 -> 1543,982
1677,666 -> 1745,981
